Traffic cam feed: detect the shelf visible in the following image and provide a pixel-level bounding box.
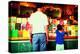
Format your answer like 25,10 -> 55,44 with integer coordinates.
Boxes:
9,36 -> 78,41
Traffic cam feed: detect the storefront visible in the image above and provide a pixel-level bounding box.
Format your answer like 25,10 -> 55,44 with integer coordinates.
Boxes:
9,1 -> 78,53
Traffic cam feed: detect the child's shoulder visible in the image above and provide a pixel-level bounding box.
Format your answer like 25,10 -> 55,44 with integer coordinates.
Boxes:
56,30 -> 59,33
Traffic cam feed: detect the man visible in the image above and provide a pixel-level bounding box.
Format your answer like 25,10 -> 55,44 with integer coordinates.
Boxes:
28,5 -> 48,51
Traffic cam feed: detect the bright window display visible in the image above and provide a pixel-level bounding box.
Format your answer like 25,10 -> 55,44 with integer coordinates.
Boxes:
9,1 -> 78,53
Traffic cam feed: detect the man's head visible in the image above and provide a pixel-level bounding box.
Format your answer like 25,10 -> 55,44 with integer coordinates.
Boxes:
36,3 -> 43,11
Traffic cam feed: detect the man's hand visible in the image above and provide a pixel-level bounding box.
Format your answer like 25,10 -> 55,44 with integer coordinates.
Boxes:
46,35 -> 48,44
45,25 -> 49,44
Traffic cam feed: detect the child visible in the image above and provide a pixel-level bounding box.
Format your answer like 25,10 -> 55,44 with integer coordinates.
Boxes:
56,24 -> 65,51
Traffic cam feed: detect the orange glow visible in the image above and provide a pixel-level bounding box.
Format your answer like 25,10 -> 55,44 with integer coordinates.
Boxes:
20,2 -> 36,8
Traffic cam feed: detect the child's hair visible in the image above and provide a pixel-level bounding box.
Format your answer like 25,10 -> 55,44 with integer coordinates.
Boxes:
57,24 -> 63,30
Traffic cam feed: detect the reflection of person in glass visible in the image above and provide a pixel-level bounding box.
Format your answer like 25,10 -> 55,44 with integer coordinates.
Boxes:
28,5 -> 48,51
56,24 -> 65,50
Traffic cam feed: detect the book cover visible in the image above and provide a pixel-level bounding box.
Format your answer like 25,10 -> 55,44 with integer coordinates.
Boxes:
8,1 -> 78,53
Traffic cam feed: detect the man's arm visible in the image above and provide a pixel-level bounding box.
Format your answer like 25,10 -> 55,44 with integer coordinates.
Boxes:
45,25 -> 49,44
28,15 -> 33,43
28,24 -> 33,43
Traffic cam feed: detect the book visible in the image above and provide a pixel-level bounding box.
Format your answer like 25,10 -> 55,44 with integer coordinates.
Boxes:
9,1 -> 78,53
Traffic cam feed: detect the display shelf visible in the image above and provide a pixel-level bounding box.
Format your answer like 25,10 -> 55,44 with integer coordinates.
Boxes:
9,37 -> 30,41
9,35 -> 78,41
48,36 -> 78,40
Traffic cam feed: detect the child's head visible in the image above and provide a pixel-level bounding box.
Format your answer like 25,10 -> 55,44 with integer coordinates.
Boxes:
57,24 -> 63,30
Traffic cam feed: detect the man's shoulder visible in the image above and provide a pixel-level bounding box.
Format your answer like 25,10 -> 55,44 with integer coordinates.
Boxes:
41,13 -> 47,18
31,12 -> 36,15
31,11 -> 47,18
